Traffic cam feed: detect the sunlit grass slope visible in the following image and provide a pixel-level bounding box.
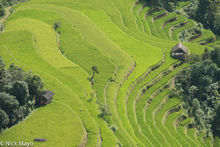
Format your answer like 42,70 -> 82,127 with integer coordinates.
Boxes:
0,0 -> 218,146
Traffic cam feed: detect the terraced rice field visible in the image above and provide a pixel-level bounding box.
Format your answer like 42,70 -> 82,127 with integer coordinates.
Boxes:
0,0 -> 218,146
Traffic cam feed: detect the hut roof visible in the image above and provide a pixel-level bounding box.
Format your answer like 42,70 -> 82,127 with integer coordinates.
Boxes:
42,90 -> 54,99
172,43 -> 188,53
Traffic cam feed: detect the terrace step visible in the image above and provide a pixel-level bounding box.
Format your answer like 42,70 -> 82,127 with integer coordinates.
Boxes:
175,117 -> 200,147
130,63 -> 184,145
156,96 -> 188,146
172,20 -> 195,41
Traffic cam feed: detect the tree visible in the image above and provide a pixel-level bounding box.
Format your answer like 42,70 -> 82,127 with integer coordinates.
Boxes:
26,75 -> 44,97
0,92 -> 20,125
53,21 -> 61,32
0,92 -> 19,114
212,106 -> 220,137
195,0 -> 220,35
91,66 -> 99,77
211,46 -> 220,67
214,12 -> 220,35
0,109 -> 9,130
88,66 -> 99,85
10,81 -> 30,105
8,63 -> 26,82
202,48 -> 211,61
98,103 -> 111,123
0,4 -> 5,17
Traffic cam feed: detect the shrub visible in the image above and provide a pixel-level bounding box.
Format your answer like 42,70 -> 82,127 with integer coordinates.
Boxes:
0,109 -> 9,130
53,21 -> 61,33
110,125 -> 117,132
185,54 -> 201,64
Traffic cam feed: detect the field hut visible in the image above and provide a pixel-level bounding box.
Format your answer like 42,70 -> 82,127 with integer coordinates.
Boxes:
37,90 -> 54,105
171,43 -> 188,60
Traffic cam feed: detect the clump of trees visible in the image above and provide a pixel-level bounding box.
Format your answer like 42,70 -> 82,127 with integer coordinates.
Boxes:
0,57 -> 45,132
173,49 -> 220,138
0,0 -> 28,17
0,0 -> 27,7
195,0 -> 220,36
212,46 -> 220,67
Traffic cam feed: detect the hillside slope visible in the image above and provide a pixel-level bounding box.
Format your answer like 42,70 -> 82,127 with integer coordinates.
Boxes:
0,0 -> 218,146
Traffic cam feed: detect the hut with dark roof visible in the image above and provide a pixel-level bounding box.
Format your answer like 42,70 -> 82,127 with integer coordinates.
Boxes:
37,90 -> 54,105
171,43 -> 188,60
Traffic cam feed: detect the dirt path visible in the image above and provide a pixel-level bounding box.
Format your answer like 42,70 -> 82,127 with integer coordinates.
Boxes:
0,7 -> 11,24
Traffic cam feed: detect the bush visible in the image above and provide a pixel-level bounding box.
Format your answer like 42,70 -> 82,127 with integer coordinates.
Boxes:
53,21 -> 61,33
0,109 -> 9,129
0,6 -> 5,17
110,125 -> 117,132
98,104 -> 111,119
185,54 -> 201,64
10,81 -> 30,105
212,46 -> 220,67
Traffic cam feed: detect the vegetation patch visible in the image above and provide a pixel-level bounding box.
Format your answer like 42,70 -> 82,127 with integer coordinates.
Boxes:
0,57 -> 52,132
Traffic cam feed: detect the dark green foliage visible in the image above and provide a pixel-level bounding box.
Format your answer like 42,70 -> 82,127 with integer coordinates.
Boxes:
26,74 -> 44,98
214,12 -> 220,35
53,21 -> 61,33
10,81 -> 29,105
212,106 -> 220,137
0,56 -> 4,69
0,109 -> 9,130
1,0 -> 27,7
88,66 -> 99,85
202,48 -> 211,61
139,0 -> 187,11
0,4 -> 5,17
195,0 -> 220,35
110,125 -> 117,132
174,59 -> 220,138
0,57 -> 45,131
0,92 -> 20,126
0,0 -> 27,17
0,92 -> 19,114
98,103 -> 111,123
212,46 -> 220,67
185,54 -> 200,64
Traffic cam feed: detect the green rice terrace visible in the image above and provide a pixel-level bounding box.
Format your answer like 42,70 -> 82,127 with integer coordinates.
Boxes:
0,0 -> 219,146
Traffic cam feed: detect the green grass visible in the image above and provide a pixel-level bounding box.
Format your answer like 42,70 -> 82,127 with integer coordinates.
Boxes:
156,97 -> 187,146
0,0 -> 217,146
